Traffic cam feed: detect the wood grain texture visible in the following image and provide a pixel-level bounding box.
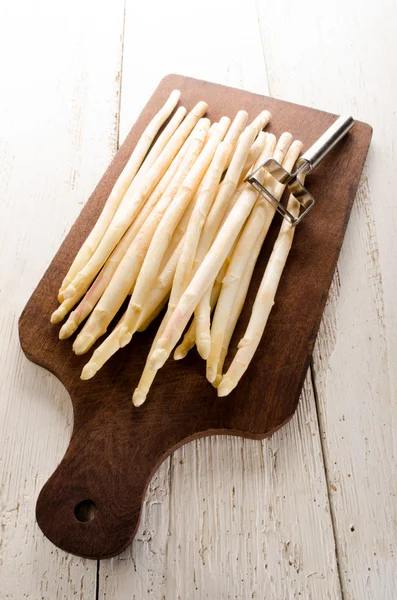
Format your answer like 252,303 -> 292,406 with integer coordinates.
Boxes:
0,0 -> 125,596
256,0 -> 397,597
18,73 -> 371,559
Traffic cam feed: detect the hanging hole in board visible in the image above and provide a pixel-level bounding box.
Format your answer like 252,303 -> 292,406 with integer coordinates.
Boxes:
74,500 -> 97,523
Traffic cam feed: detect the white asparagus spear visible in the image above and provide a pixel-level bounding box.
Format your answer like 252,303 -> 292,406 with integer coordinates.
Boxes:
212,226 -> 265,388
193,132 -> 272,358
131,136 -> 283,405
80,235 -> 185,380
173,234 -> 238,361
193,127 -> 267,277
150,120 -> 222,282
150,134 -> 292,369
133,190 -> 199,332
72,119 -> 210,355
238,131 -> 267,184
62,100 -> 208,304
118,117 -> 231,345
188,125 -> 271,355
169,141 -> 229,311
221,110 -> 248,167
58,90 -> 181,300
131,105 -> 187,186
217,172 -> 305,397
132,311 -> 171,406
173,319 -> 196,359
174,259 -> 231,360
193,238 -> 238,359
248,110 -> 272,132
206,138 -> 303,381
205,211 -> 265,381
54,119 -> 196,331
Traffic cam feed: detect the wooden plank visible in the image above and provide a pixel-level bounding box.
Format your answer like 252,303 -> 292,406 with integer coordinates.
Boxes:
0,0 -> 125,597
256,0 -> 397,597
99,0 -> 343,595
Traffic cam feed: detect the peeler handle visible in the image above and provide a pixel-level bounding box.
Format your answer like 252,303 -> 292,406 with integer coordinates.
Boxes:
296,115 -> 354,173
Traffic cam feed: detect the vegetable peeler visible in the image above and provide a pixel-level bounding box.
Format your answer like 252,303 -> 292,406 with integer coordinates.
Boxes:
246,115 -> 355,226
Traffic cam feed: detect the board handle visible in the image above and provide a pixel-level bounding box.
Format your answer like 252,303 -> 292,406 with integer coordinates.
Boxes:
35,418 -> 152,559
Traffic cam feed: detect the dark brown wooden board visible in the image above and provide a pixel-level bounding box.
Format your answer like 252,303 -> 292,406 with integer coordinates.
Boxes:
18,74 -> 372,559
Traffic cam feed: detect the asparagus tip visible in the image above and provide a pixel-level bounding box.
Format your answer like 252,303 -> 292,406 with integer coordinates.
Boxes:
59,320 -> 76,340
197,338 -> 211,360
217,377 -> 234,397
63,284 -> 77,300
73,333 -> 95,355
81,363 -> 98,380
173,346 -> 187,360
50,308 -> 65,324
132,388 -> 147,407
118,326 -> 132,348
206,366 -> 217,383
150,348 -> 168,370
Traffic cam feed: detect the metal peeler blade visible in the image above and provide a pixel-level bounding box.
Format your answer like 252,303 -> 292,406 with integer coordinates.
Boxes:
246,115 -> 355,226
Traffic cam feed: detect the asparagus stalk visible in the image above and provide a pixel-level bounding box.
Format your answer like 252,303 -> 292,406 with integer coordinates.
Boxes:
249,110 -> 271,130
193,247 -> 237,359
72,119 -> 210,355
193,131 -> 271,358
194,125 -> 268,268
207,139 -> 303,382
131,105 -> 187,186
173,257 -> 232,361
169,141 -> 229,311
217,171 -> 305,397
61,100 -> 208,306
117,117 -> 231,345
58,90 -> 181,300
221,110 -> 248,167
211,226 -> 265,388
239,131 -> 267,184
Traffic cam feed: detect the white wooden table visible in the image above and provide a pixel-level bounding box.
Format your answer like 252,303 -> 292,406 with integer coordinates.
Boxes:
1,0 -> 396,598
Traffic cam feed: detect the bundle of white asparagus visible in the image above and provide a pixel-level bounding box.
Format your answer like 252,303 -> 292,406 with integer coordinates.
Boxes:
52,89 -> 304,405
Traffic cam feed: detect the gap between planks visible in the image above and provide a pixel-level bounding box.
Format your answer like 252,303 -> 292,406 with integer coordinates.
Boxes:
310,358 -> 345,599
95,1 -> 126,590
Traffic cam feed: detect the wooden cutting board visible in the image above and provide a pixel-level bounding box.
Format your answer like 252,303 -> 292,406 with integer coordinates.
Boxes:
18,74 -> 372,559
